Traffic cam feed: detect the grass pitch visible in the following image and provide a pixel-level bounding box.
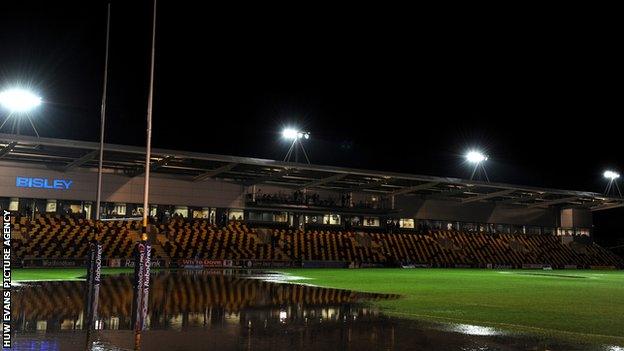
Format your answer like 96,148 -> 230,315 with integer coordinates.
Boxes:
5,268 -> 624,344
7,267 -> 134,282
278,269 -> 624,344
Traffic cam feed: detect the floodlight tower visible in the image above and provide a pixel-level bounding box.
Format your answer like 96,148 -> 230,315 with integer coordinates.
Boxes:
282,128 -> 311,164
0,88 -> 43,136
465,150 -> 489,182
603,170 -> 622,197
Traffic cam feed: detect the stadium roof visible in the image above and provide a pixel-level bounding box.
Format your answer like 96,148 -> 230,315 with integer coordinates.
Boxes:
1,132 -> 622,211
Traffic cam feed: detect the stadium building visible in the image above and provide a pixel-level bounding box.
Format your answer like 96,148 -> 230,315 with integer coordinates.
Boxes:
2,132 -> 622,233
2,132 -> 623,269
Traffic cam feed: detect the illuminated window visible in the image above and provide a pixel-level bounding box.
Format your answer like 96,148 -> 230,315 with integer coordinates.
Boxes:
9,198 -> 19,211
399,219 -> 414,228
113,203 -> 126,216
229,209 -> 244,220
69,204 -> 82,213
193,208 -> 210,219
60,319 -> 75,330
45,199 -> 57,213
36,320 -> 47,331
274,212 -> 288,222
110,317 -> 120,330
322,214 -> 341,225
363,217 -> 379,227
83,203 -> 92,219
174,206 -> 188,218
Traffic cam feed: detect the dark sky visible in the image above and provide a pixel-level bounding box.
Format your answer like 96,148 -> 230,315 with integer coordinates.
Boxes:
1,2 -> 622,240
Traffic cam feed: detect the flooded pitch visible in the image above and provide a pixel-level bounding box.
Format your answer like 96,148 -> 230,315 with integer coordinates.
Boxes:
8,270 -> 618,350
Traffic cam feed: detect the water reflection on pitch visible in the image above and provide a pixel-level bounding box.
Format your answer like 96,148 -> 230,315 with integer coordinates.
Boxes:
9,270 -> 616,351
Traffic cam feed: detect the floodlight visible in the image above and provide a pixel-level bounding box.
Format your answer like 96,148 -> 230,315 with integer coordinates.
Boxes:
0,88 -> 42,112
282,128 -> 310,140
282,128 -> 311,163
282,128 -> 299,140
466,151 -> 488,164
604,170 -> 620,180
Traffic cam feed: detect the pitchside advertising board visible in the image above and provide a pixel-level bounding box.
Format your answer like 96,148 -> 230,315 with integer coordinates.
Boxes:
20,258 -> 164,268
109,258 -> 163,268
175,259 -> 298,268
22,259 -> 87,267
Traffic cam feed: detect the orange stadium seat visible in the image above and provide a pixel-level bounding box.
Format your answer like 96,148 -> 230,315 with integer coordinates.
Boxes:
10,214 -> 624,268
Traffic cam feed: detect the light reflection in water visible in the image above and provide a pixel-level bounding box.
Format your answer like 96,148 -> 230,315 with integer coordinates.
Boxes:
449,323 -> 505,336
12,270 -> 396,333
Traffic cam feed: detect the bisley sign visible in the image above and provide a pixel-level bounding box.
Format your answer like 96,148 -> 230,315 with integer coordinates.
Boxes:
15,177 -> 73,190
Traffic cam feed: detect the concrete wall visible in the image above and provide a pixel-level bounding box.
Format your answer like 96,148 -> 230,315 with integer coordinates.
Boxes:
560,208 -> 592,228
0,162 -> 244,208
251,184 -> 370,204
395,195 -> 559,227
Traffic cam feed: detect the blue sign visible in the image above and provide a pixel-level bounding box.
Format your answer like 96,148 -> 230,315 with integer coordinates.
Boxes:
16,177 -> 73,190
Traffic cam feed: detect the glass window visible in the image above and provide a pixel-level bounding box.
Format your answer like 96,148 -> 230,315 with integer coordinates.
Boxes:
202,208 -> 210,218
9,198 -> 19,212
305,215 -> 320,224
193,208 -> 210,219
114,203 -> 126,216
174,206 -> 188,218
83,203 -> 92,219
36,321 -> 47,331
69,204 -> 82,213
247,212 -> 262,221
363,217 -> 379,227
229,209 -> 244,221
322,214 -> 341,225
399,218 -> 414,228
209,208 -> 216,225
274,212 -> 288,222
46,199 -> 57,213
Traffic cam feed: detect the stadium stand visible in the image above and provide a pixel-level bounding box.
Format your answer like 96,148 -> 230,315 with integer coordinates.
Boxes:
156,219 -> 287,260
12,214 -> 145,260
10,214 -> 623,268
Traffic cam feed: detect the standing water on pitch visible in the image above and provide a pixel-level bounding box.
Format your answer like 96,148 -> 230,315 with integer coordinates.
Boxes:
7,270 -> 613,350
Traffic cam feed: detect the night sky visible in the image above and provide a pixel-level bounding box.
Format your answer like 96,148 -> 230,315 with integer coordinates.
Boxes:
1,2 -> 622,243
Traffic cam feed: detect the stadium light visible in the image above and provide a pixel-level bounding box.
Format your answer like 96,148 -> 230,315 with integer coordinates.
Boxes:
282,128 -> 310,140
0,88 -> 42,113
465,151 -> 488,164
464,150 -> 490,182
282,127 -> 311,163
282,128 -> 298,140
603,170 -> 622,197
604,170 -> 620,180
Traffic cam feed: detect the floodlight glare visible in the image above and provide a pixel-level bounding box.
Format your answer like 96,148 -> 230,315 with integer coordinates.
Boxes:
466,151 -> 488,164
0,88 -> 42,112
282,128 -> 310,140
603,170 -> 620,180
282,128 -> 299,140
